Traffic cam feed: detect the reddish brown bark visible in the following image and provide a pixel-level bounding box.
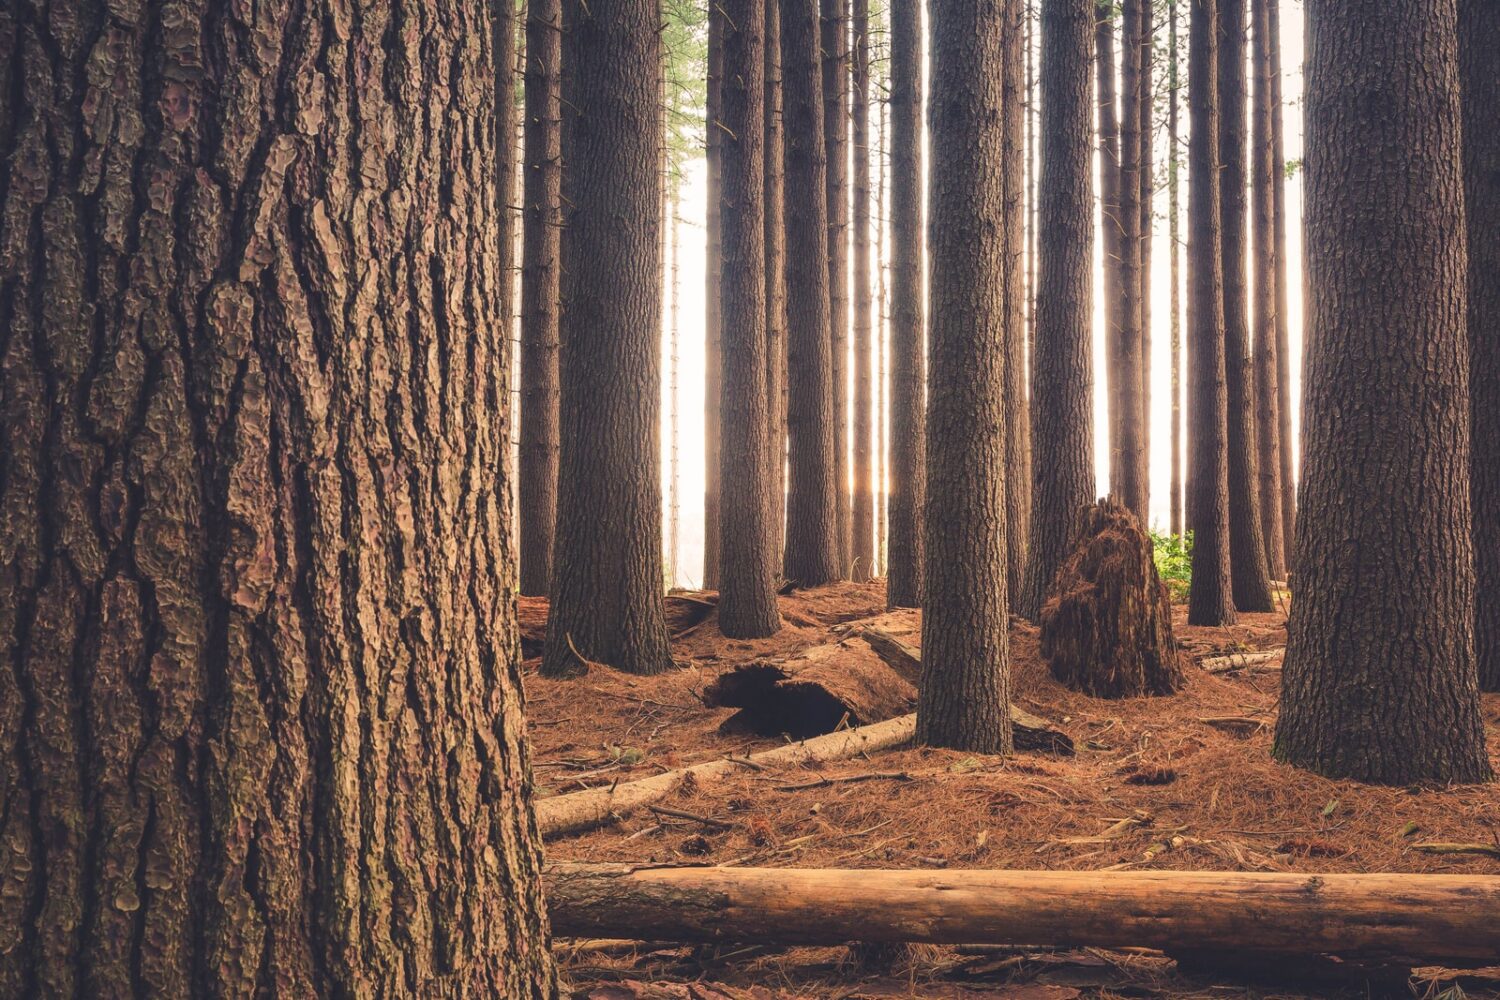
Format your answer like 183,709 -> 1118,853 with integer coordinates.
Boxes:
1268,0 -> 1295,562
1116,0 -> 1146,518
1096,5 -> 1125,498
1003,0 -> 1032,612
0,0 -> 559,994
823,0 -> 853,575
852,0 -> 875,583
767,0 -> 789,571
1169,0 -> 1185,538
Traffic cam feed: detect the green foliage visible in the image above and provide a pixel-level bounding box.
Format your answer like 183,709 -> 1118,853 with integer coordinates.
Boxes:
662,0 -> 709,186
1151,529 -> 1192,603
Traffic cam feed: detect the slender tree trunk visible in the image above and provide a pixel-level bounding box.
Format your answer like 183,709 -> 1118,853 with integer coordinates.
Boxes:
1216,0 -> 1273,612
887,0 -> 926,608
852,0 -> 876,582
919,0 -> 1014,755
669,188 -> 683,587
1021,0 -> 1097,621
1138,0 -> 1154,512
521,0 -> 563,596
1276,0 -> 1491,785
1186,0 -> 1237,627
1250,0 -> 1286,580
767,0 -> 789,574
1116,0 -> 1146,518
705,10 -> 725,589
1003,0 -> 1032,613
720,0 -> 783,637
824,0 -> 854,575
0,0 -> 560,994
782,0 -> 843,587
546,0 -> 675,676
1462,0 -> 1500,692
876,94 -> 892,579
1096,4 -> 1125,498
1169,0 -> 1184,538
1269,0 -> 1295,564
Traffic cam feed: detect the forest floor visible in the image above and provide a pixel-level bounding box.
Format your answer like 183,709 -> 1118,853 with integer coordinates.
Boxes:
524,581 -> 1500,1000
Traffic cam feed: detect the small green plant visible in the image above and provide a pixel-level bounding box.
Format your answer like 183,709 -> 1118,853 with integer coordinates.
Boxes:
1152,529 -> 1193,603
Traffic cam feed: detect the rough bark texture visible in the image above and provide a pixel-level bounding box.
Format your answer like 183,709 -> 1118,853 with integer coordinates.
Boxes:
766,0 -> 789,573
545,0 -> 674,676
521,0 -> 563,596
1462,0 -> 1500,692
1002,0 -> 1031,614
823,0 -> 853,575
851,0 -> 875,583
918,0 -> 1013,755
0,0 -> 560,995
781,0 -> 842,587
704,11 -> 725,590
1021,0 -> 1095,621
1169,0 -> 1184,538
1216,0 -> 1273,612
1138,0 -> 1154,504
1116,0 -> 1146,519
1186,0 -> 1237,627
1250,0 -> 1285,581
1040,500 -> 1184,698
1274,0 -> 1492,785
1268,0 -> 1295,564
1096,5 -> 1124,498
719,0 -> 782,639
886,0 -> 926,608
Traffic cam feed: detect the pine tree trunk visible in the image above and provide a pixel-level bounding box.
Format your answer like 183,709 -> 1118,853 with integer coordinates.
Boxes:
704,10 -> 725,590
782,0 -> 843,587
1186,0 -> 1237,627
886,0 -> 927,608
852,0 -> 876,583
0,1 -> 560,994
1274,0 -> 1491,785
1096,5 -> 1125,499
1021,0 -> 1096,622
767,0 -> 789,574
1003,0 -> 1032,613
719,0 -> 783,638
521,0 -> 563,597
1169,0 -> 1185,539
546,0 -> 675,676
1116,0 -> 1146,518
1138,0 -> 1154,510
1250,0 -> 1286,580
823,0 -> 853,576
919,0 -> 1014,755
1268,0 -> 1295,564
876,95 -> 892,579
1215,0 -> 1273,612
669,188 -> 684,586
1463,0 -> 1500,692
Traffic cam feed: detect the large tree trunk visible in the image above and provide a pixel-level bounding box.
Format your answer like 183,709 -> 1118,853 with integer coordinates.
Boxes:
521,0 -> 563,597
1268,0 -> 1295,564
719,0 -> 783,638
1021,0 -> 1096,621
1186,0 -> 1237,627
1115,0 -> 1146,518
886,0 -> 926,608
918,0 -> 1013,755
704,10 -> 725,590
782,0 -> 843,587
1168,0 -> 1184,539
1250,0 -> 1285,581
1462,0 -> 1500,692
1274,0 -> 1492,785
766,0 -> 789,574
0,1 -> 559,995
852,0 -> 876,583
545,0 -> 675,676
823,0 -> 853,575
1216,0 -> 1274,613
1003,0 -> 1032,614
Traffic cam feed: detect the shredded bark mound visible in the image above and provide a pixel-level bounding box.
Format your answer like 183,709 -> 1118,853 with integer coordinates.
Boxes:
704,637 -> 915,737
1040,497 -> 1184,697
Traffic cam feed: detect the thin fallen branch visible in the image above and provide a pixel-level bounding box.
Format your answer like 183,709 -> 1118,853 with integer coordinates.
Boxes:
1201,649 -> 1284,673
773,771 -> 913,791
1412,842 -> 1500,861
647,805 -> 736,829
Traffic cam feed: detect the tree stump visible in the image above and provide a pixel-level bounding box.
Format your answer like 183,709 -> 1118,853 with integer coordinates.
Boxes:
1039,498 -> 1184,697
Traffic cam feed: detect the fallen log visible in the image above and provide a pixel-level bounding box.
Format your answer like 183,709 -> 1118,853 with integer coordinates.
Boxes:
543,864 -> 1500,966
536,715 -> 918,838
1202,648 -> 1284,673
519,592 -> 720,657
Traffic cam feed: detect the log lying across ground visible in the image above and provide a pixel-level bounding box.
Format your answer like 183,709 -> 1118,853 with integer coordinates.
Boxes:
536,715 -> 918,838
544,864 -> 1500,966
1201,648 -> 1284,673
